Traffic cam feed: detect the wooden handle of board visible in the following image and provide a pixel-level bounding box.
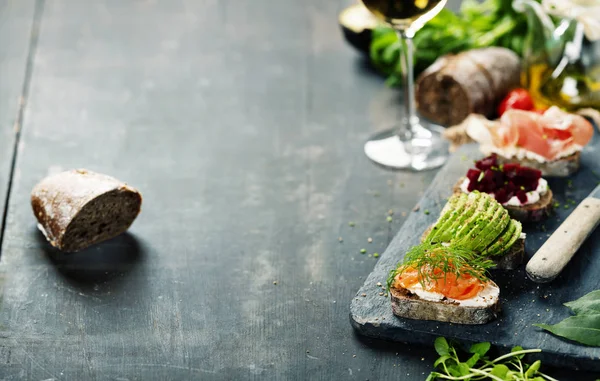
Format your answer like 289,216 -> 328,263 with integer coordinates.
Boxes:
526,197 -> 600,283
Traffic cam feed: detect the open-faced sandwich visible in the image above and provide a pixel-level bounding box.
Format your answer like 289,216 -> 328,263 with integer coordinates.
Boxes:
423,191 -> 525,270
388,191 -> 524,324
388,243 -> 499,325
454,154 -> 553,222
464,106 -> 594,177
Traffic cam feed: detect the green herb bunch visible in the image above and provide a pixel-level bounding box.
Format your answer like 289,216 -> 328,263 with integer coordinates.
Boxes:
370,0 -> 534,86
386,242 -> 495,291
428,337 -> 558,381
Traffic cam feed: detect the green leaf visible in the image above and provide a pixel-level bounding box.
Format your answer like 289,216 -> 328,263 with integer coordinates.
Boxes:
434,337 -> 450,357
490,364 -> 509,378
381,43 -> 400,67
534,315 -> 600,346
564,290 -> 600,316
433,355 -> 453,368
469,342 -> 491,357
525,360 -> 541,377
457,363 -> 471,376
465,353 -> 480,367
447,365 -> 462,377
510,346 -> 525,359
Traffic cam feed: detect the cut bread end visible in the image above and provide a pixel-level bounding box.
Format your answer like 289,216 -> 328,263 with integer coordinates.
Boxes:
390,281 -> 501,324
452,177 -> 554,223
60,188 -> 142,252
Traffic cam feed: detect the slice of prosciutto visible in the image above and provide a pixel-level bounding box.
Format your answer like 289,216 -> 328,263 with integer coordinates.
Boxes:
465,106 -> 594,161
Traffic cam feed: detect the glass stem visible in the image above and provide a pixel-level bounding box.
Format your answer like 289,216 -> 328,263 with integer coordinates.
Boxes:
396,29 -> 418,141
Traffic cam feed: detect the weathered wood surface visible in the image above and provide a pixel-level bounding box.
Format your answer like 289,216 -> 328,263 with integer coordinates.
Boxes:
351,141 -> 600,372
0,0 -> 597,380
0,0 -> 439,380
0,0 -> 37,236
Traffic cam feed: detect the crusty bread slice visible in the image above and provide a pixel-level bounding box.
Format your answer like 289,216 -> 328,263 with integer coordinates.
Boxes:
421,226 -> 525,270
452,177 -> 554,222
495,152 -> 580,178
390,282 -> 501,324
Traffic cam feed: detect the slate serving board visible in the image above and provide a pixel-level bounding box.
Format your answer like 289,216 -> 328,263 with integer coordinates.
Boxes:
350,139 -> 600,372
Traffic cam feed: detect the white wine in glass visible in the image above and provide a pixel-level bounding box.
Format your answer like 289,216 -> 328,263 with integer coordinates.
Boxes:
361,0 -> 448,171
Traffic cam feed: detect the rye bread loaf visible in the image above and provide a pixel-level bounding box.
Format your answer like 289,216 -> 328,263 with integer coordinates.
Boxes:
31,169 -> 142,253
415,47 -> 521,126
452,177 -> 554,222
390,282 -> 501,324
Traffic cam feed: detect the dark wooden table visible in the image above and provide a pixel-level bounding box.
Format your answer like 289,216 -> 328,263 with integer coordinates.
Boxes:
0,1 -> 597,380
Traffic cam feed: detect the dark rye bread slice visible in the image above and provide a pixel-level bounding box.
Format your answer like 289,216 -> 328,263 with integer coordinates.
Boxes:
452,177 -> 554,222
390,282 -> 501,324
495,152 -> 580,178
31,169 -> 142,253
421,226 -> 525,270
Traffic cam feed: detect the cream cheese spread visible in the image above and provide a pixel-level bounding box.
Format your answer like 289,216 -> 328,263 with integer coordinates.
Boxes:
406,281 -> 499,308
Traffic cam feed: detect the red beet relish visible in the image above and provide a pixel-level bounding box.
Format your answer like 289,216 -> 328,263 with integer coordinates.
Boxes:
466,154 -> 542,204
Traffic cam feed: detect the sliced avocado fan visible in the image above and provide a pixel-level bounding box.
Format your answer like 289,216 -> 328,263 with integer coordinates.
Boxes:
424,191 -> 521,256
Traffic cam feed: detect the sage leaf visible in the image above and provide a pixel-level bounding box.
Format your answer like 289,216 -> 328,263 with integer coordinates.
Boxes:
469,341 -> 491,356
534,314 -> 600,346
564,290 -> 600,316
434,337 -> 450,356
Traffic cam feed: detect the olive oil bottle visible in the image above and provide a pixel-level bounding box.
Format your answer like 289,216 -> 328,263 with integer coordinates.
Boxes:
518,13 -> 600,111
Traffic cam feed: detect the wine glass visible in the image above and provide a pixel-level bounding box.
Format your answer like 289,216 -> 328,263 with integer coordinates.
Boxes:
361,0 -> 449,170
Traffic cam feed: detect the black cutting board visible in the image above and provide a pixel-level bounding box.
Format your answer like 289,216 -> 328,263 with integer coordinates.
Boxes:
350,139 -> 600,372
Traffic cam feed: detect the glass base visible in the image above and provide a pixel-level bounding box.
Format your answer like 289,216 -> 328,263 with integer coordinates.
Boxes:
364,123 -> 448,171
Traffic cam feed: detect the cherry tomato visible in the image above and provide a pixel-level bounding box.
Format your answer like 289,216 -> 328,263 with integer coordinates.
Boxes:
497,88 -> 535,117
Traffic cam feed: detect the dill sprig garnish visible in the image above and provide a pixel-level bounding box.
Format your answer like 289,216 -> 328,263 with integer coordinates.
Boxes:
386,242 -> 495,291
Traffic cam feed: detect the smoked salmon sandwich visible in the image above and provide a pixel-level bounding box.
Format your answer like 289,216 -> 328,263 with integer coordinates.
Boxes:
388,192 -> 525,324
388,243 -> 500,324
